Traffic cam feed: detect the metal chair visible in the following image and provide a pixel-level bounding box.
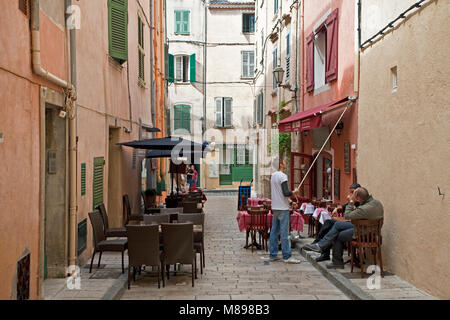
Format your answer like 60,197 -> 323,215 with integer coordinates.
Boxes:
88,210 -> 128,273
125,225 -> 162,289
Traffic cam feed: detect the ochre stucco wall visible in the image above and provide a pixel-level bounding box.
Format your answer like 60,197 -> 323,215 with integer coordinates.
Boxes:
0,1 -> 66,299
358,1 -> 450,299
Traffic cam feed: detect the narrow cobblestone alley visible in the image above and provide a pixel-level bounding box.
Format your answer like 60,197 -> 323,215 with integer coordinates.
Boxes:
120,195 -> 348,300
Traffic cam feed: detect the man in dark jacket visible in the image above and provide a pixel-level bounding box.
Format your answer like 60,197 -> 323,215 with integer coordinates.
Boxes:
303,187 -> 384,269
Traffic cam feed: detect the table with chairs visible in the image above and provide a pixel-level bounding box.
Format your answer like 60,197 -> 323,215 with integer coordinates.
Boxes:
87,192 -> 207,290
236,203 -> 305,252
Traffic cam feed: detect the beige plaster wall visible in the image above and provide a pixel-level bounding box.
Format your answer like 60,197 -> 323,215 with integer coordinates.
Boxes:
358,0 -> 450,299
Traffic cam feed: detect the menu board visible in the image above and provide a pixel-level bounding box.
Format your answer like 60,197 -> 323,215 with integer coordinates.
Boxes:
344,141 -> 350,174
334,168 -> 340,199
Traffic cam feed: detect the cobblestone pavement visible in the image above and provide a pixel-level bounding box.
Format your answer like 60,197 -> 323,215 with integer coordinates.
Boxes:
120,196 -> 348,300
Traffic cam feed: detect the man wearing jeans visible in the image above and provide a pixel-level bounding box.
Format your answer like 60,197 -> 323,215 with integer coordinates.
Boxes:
303,187 -> 384,269
268,160 -> 301,264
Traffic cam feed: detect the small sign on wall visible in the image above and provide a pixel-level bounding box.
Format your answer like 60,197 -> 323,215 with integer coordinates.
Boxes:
344,141 -> 351,174
209,161 -> 218,178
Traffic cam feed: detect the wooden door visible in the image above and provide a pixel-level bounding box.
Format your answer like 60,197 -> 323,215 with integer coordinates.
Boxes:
290,153 -> 313,201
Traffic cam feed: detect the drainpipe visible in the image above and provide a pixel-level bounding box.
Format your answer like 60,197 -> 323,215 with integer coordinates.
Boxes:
31,0 -> 78,271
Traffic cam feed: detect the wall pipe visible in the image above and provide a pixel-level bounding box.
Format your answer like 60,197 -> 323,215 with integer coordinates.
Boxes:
31,0 -> 78,273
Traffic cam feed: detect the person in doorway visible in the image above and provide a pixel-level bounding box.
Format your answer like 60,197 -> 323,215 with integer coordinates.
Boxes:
186,165 -> 194,189
267,159 -> 302,264
305,183 -> 362,262
303,187 -> 384,269
192,165 -> 198,188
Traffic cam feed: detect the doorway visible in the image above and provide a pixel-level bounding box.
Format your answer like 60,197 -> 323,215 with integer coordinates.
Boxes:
290,153 -> 313,201
44,105 -> 67,278
312,151 -> 333,201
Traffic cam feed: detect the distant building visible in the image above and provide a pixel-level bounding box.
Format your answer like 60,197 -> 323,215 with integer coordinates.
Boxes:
166,0 -> 256,190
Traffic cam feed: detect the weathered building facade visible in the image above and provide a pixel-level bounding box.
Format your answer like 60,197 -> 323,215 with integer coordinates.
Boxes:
0,0 -> 165,299
358,0 -> 450,299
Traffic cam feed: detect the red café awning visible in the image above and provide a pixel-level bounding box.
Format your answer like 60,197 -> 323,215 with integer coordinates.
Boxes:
278,97 -> 349,133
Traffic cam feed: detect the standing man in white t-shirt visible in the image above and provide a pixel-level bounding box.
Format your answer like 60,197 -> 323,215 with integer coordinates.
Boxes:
269,160 -> 302,263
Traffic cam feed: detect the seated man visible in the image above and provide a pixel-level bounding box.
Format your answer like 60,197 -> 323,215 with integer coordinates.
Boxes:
308,184 -> 361,262
303,187 -> 384,269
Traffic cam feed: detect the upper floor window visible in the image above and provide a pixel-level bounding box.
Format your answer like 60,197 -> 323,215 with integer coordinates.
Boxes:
274,0 -> 279,15
241,51 -> 255,78
242,13 -> 255,33
174,104 -> 191,133
167,54 -> 196,84
175,10 -> 190,35
306,8 -> 339,93
314,28 -> 326,90
138,14 -> 145,84
285,32 -> 291,81
215,98 -> 233,128
273,47 -> 278,90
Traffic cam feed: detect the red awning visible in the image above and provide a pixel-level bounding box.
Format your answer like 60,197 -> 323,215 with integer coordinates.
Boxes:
278,97 -> 349,133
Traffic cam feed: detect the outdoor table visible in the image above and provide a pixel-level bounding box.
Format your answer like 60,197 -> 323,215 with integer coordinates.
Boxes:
332,217 -> 350,222
236,210 -> 304,233
247,197 -> 270,207
313,208 -> 332,225
300,202 -> 315,214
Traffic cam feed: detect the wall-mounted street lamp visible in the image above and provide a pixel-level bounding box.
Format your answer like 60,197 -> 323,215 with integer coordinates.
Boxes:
273,66 -> 285,87
336,122 -> 344,136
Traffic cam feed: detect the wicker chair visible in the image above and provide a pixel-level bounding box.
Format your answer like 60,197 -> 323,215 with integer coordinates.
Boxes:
88,210 -> 128,273
123,194 -> 144,223
178,213 -> 206,273
97,203 -> 127,238
125,225 -> 162,289
160,223 -> 197,287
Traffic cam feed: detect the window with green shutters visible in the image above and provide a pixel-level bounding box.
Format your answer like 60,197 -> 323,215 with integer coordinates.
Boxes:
92,157 -> 104,210
108,0 -> 128,63
175,10 -> 190,35
174,105 -> 191,133
257,92 -> 264,125
168,54 -> 195,84
138,13 -> 145,84
81,163 -> 86,196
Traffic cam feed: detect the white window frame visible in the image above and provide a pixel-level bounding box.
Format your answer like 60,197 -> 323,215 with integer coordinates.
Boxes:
174,54 -> 190,83
241,51 -> 255,78
215,97 -> 233,128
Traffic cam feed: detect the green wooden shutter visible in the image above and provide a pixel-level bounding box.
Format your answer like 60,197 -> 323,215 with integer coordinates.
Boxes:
183,106 -> 191,133
81,163 -> 86,196
164,44 -> 169,80
182,11 -> 190,34
174,106 -> 181,131
108,0 -> 128,62
190,54 -> 196,83
93,157 -> 104,210
175,10 -> 182,34
168,54 -> 174,83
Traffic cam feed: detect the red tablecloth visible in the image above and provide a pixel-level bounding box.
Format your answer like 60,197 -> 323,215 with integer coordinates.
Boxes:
236,211 -> 304,232
246,197 -> 270,207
